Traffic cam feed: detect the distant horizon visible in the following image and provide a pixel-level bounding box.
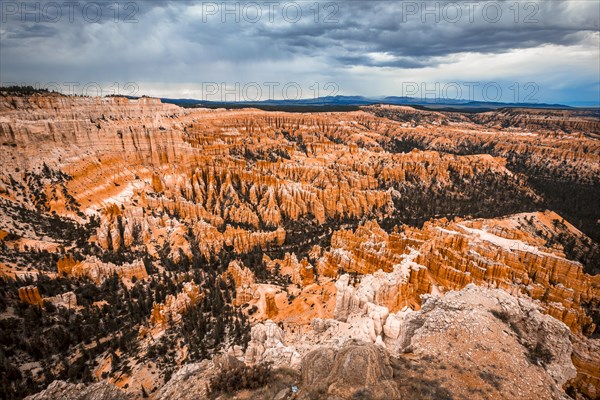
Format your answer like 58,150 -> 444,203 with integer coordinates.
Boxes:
4,85 -> 599,109
157,94 -> 600,108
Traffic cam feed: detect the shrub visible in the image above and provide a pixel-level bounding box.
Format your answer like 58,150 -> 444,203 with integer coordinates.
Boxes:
209,362 -> 272,397
490,309 -> 511,323
352,388 -> 374,400
479,370 -> 503,390
306,383 -> 328,400
528,341 -> 554,366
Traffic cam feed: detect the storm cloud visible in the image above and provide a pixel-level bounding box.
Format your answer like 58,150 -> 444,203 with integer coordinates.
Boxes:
1,0 -> 598,105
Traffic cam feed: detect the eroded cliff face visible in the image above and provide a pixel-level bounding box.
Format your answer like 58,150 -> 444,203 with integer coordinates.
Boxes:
58,255 -> 147,283
391,284 -> 578,400
326,212 -> 599,398
364,103 -> 600,251
328,211 -> 599,334
0,94 -> 190,172
471,107 -> 600,137
223,260 -> 256,306
2,93 -> 598,400
23,380 -> 130,400
1,93 -> 543,283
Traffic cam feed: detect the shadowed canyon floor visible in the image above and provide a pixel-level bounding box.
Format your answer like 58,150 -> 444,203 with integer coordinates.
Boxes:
0,92 -> 598,399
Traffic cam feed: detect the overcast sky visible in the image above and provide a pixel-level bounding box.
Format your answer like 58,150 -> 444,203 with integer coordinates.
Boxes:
1,0 -> 599,105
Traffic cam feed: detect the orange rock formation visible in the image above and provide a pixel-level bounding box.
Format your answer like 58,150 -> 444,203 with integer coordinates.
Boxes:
326,211 -> 599,334
18,286 -> 42,306
150,282 -> 203,327
57,255 -> 147,283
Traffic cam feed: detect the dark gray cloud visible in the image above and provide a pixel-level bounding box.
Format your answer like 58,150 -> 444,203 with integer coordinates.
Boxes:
254,1 -> 598,66
0,0 -> 598,104
4,23 -> 58,39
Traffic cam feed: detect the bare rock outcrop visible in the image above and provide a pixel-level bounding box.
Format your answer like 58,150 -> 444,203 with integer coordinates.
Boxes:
400,285 -> 576,388
223,260 -> 256,306
266,252 -> 315,286
569,335 -> 600,399
153,361 -> 212,400
472,108 -> 600,136
24,380 -> 130,400
17,286 -> 77,309
325,283 -> 579,399
46,291 -> 78,309
299,343 -> 400,400
244,320 -> 301,368
333,256 -> 429,328
365,105 -> 600,185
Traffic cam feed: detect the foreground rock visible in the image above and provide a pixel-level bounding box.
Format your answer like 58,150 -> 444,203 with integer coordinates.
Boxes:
153,361 -> 213,400
24,284 -> 583,400
395,284 -> 577,399
323,284 -> 578,399
327,213 -> 600,336
299,343 -> 399,400
24,380 -> 130,400
154,284 -> 585,400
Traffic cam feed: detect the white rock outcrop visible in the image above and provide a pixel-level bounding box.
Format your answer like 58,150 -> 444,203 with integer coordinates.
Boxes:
244,320 -> 302,368
334,266 -> 418,345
